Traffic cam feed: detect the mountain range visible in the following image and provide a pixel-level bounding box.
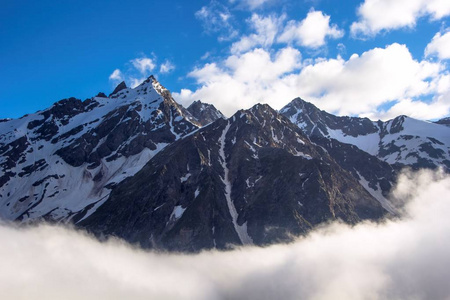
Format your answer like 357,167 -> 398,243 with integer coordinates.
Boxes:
1,76 -> 448,251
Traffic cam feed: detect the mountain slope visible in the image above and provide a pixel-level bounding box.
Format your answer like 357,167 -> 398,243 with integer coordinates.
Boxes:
0,76 -> 199,223
280,98 -> 450,170
81,104 -> 387,251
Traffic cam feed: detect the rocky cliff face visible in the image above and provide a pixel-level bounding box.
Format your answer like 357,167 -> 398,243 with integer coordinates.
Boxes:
81,104 -> 386,252
186,100 -> 225,126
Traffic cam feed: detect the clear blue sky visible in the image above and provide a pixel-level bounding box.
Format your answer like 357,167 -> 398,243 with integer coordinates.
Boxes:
1,0 -> 449,120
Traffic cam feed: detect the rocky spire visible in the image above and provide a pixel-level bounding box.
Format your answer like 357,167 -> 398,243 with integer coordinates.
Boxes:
109,81 -> 127,96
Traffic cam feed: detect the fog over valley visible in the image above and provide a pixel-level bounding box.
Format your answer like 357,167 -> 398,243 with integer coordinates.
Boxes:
1,169 -> 449,300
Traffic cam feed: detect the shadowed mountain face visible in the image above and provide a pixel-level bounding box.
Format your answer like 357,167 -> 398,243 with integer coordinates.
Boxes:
280,98 -> 450,170
81,104 -> 386,252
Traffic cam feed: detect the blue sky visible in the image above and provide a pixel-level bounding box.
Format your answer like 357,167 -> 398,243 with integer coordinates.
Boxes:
1,0 -> 450,120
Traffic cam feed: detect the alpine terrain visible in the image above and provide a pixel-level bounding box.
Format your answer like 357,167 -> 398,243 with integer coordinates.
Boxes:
1,76 -> 449,251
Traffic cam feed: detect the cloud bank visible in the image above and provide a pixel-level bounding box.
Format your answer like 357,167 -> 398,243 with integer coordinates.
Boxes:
1,169 -> 450,299
174,43 -> 450,120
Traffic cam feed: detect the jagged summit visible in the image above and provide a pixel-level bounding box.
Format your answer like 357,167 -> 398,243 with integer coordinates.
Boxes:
96,92 -> 108,98
0,76 -> 199,223
187,100 -> 225,125
109,81 -> 127,96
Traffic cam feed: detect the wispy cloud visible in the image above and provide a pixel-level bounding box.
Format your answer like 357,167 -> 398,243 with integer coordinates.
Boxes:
109,55 -> 174,88
229,0 -> 275,10
195,1 -> 238,41
1,169 -> 450,299
231,13 -> 286,54
160,60 -> 176,74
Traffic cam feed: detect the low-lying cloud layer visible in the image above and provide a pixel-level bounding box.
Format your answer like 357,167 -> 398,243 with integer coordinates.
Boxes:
1,169 -> 450,300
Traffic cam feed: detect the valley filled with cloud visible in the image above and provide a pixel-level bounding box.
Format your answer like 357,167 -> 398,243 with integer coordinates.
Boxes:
1,1 -> 450,299
1,169 -> 449,300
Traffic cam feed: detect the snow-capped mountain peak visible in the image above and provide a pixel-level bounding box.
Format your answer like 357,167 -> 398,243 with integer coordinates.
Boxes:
0,75 -> 200,223
280,98 -> 450,170
1,77 -> 448,252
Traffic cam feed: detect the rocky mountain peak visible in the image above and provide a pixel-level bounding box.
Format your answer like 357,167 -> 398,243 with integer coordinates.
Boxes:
0,76 -> 201,223
247,103 -> 276,117
135,75 -> 169,97
109,81 -> 127,96
96,92 -> 108,98
81,100 -> 387,251
186,100 -> 225,126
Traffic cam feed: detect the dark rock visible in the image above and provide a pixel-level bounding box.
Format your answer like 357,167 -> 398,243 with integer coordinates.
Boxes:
434,117 -> 450,127
96,92 -> 108,98
81,104 -> 386,252
187,100 -> 225,125
109,81 -> 127,96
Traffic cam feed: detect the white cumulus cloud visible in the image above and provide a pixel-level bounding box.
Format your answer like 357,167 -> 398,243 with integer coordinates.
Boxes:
108,69 -> 123,83
230,10 -> 343,53
278,10 -> 344,48
174,47 -> 302,116
351,0 -> 450,37
174,43 -> 448,120
1,169 -> 450,299
130,57 -> 156,75
294,43 -> 443,117
425,29 -> 450,60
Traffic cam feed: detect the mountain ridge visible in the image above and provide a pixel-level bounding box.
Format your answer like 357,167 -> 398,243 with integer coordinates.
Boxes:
280,97 -> 450,170
0,77 -> 448,251
81,103 -> 387,251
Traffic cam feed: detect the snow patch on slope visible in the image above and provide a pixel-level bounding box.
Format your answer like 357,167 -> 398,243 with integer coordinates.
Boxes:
218,122 -> 253,245
357,171 -> 396,214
